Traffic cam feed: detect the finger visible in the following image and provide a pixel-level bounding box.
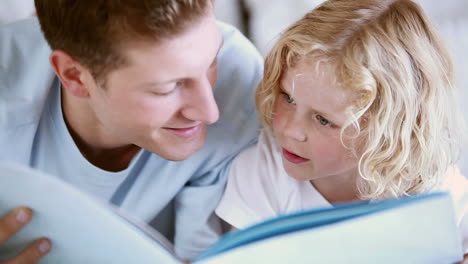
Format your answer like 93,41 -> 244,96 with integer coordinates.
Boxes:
0,207 -> 32,243
2,238 -> 51,264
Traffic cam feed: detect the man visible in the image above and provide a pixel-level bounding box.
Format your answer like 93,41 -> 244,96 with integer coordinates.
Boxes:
0,0 -> 262,262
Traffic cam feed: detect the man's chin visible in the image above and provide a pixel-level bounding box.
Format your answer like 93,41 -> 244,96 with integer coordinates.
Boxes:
144,128 -> 207,160
154,140 -> 206,161
160,149 -> 198,161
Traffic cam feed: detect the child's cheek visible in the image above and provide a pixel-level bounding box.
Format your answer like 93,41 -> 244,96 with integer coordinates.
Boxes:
272,109 -> 286,132
313,142 -> 337,163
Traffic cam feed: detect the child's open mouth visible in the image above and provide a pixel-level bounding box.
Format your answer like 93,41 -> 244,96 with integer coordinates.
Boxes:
282,148 -> 310,164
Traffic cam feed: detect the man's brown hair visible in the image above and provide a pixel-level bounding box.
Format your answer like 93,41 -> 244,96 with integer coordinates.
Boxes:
35,0 -> 212,84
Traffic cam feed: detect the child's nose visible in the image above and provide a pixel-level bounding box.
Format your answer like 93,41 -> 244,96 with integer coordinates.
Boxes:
283,115 -> 307,142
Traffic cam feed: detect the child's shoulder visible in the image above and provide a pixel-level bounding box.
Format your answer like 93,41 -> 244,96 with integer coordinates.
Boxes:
442,166 -> 468,223
442,167 -> 468,195
257,128 -> 281,159
232,128 -> 286,183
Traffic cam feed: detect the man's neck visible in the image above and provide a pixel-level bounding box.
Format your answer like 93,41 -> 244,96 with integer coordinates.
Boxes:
61,87 -> 141,172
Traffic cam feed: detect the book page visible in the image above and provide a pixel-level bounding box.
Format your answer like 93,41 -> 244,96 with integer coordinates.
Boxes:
0,161 -> 181,264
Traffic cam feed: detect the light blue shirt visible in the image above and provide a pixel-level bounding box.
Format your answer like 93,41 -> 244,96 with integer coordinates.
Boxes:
0,18 -> 263,260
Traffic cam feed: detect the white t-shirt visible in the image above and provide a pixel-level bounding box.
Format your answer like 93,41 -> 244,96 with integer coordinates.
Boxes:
216,128 -> 468,252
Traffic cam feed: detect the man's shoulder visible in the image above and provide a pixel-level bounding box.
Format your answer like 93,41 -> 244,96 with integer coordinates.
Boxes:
0,18 -> 49,65
214,21 -> 263,120
216,21 -> 263,71
0,18 -> 56,127
1,17 -> 44,40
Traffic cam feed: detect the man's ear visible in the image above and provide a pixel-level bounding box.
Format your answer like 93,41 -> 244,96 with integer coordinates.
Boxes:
49,50 -> 92,98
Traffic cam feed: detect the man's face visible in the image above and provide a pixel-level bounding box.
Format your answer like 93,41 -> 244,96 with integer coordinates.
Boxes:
85,11 -> 223,161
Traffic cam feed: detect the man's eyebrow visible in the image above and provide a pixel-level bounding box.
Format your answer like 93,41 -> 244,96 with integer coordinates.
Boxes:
140,37 -> 225,87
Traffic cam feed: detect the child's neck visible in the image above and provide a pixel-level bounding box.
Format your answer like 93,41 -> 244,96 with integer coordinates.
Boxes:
310,171 -> 360,204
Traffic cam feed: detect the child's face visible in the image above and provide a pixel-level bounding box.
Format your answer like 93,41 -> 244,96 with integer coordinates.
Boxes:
273,60 -> 359,182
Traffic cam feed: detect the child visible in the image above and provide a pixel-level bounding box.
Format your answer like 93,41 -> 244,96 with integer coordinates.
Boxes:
215,0 -> 468,256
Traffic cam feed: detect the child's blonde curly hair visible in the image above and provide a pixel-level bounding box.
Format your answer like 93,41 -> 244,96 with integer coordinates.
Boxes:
256,0 -> 465,199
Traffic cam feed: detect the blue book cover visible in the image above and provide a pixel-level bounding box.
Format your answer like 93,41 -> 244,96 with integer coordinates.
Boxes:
197,192 -> 463,263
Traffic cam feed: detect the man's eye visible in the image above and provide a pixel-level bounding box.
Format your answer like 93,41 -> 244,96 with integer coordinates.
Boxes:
175,80 -> 184,88
152,81 -> 184,96
316,115 -> 331,127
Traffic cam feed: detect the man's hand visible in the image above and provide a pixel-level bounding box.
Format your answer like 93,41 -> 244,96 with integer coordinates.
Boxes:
0,207 -> 51,264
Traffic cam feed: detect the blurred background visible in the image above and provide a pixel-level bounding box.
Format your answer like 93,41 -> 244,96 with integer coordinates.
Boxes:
1,0 -> 467,175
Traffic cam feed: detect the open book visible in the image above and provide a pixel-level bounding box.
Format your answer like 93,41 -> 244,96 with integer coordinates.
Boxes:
0,161 -> 463,263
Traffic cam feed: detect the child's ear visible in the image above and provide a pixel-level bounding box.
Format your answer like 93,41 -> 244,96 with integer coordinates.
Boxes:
49,50 -> 92,98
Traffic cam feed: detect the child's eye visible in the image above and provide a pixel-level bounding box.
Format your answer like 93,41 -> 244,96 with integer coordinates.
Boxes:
283,93 -> 296,104
316,115 -> 331,127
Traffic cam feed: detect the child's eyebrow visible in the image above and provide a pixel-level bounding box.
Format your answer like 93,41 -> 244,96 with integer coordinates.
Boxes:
281,73 -> 303,97
291,73 -> 303,97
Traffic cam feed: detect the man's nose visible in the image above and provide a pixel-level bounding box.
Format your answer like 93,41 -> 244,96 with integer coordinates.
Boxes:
181,77 -> 219,124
